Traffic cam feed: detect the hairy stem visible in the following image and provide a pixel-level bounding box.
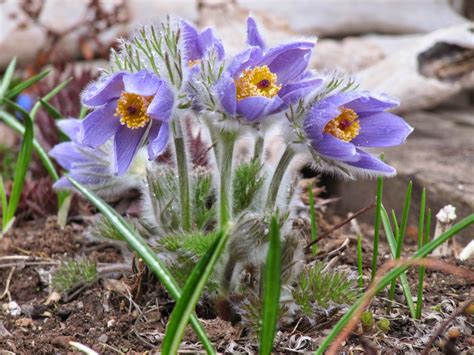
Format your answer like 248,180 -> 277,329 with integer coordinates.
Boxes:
252,134 -> 264,162
218,131 -> 237,228
265,145 -> 295,210
173,120 -> 191,231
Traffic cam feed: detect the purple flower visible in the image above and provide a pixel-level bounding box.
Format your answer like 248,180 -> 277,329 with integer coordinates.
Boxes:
215,17 -> 321,122
303,92 -> 413,175
181,20 -> 224,66
80,70 -> 174,175
49,119 -> 119,189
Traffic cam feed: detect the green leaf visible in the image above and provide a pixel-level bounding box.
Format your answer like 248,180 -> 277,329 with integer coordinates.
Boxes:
371,174 -> 383,281
39,99 -> 62,119
0,110 -> 59,181
381,206 -> 416,318
66,177 -> 215,354
0,58 -> 17,102
2,98 -> 34,226
30,77 -> 72,121
6,69 -> 50,99
0,175 -> 8,233
315,213 -> 474,354
260,216 -> 282,355
161,227 -> 229,354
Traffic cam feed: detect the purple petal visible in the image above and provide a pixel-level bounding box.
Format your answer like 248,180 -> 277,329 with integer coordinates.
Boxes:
303,100 -> 342,141
82,72 -> 125,107
81,99 -> 120,148
181,20 -> 200,61
123,70 -> 160,96
247,16 -> 265,49
345,93 -> 399,113
114,126 -> 146,175
49,142 -> 87,170
279,78 -> 323,104
54,173 -> 103,190
198,28 -> 225,60
148,122 -> 170,159
260,41 -> 315,83
147,80 -> 174,122
215,73 -> 237,115
345,149 -> 396,175
311,133 -> 357,161
227,47 -> 263,77
236,96 -> 285,122
57,119 -> 82,142
351,112 -> 414,147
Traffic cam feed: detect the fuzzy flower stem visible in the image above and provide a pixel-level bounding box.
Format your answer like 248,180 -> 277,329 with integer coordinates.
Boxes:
173,119 -> 191,231
218,131 -> 237,228
265,145 -> 296,210
252,135 -> 264,162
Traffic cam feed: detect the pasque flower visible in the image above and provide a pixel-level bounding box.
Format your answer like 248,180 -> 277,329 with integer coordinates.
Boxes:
303,92 -> 413,175
215,17 -> 322,122
50,119 -> 145,191
181,20 -> 224,67
81,70 -> 174,174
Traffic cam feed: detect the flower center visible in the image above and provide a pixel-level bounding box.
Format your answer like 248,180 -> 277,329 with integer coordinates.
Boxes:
115,92 -> 152,129
324,107 -> 360,142
235,65 -> 282,101
188,59 -> 200,68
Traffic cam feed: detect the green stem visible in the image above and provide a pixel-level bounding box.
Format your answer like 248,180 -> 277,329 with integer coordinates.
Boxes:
252,135 -> 264,162
173,120 -> 191,231
371,175 -> 383,281
265,145 -> 295,210
218,131 -> 237,228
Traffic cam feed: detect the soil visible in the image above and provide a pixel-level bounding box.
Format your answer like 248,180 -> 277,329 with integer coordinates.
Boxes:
0,217 -> 473,354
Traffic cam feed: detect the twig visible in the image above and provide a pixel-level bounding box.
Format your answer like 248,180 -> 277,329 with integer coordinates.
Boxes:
420,296 -> 474,355
0,267 -> 15,302
305,203 -> 375,251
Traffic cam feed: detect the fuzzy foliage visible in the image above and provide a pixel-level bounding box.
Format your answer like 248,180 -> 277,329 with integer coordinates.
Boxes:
52,259 -> 97,292
293,262 -> 358,315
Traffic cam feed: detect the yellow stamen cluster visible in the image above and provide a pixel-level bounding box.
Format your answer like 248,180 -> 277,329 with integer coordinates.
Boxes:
324,107 -> 360,142
188,59 -> 201,68
235,65 -> 282,101
115,92 -> 152,129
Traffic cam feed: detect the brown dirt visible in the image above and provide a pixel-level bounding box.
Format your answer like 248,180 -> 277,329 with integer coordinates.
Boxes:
0,218 -> 473,354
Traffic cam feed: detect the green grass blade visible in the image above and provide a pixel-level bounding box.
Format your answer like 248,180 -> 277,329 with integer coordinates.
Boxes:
66,177 -> 215,354
6,69 -> 50,99
308,184 -> 318,255
39,99 -> 62,119
79,106 -> 89,119
371,175 -> 383,281
0,176 -> 8,232
3,99 -> 34,224
260,216 -> 282,355
30,78 -> 72,121
381,206 -> 416,318
357,235 -> 364,291
315,213 -> 474,355
396,181 -> 412,259
416,207 -> 431,319
0,58 -> 17,101
161,227 -> 229,354
0,110 -> 59,181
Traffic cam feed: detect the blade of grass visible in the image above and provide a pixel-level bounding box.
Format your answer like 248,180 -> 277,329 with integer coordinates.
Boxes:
371,174 -> 383,281
0,176 -> 8,232
388,181 -> 412,306
39,99 -> 62,119
30,78 -> 72,121
416,207 -> 431,319
161,227 -> 229,354
260,216 -> 282,355
315,213 -> 474,355
308,184 -> 318,255
79,106 -> 89,119
6,69 -> 50,99
66,177 -> 215,354
3,99 -> 34,225
357,235 -> 364,291
0,58 -> 17,102
381,206 -> 416,318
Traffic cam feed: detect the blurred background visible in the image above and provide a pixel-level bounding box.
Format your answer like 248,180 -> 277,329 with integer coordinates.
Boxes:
0,0 -> 473,239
